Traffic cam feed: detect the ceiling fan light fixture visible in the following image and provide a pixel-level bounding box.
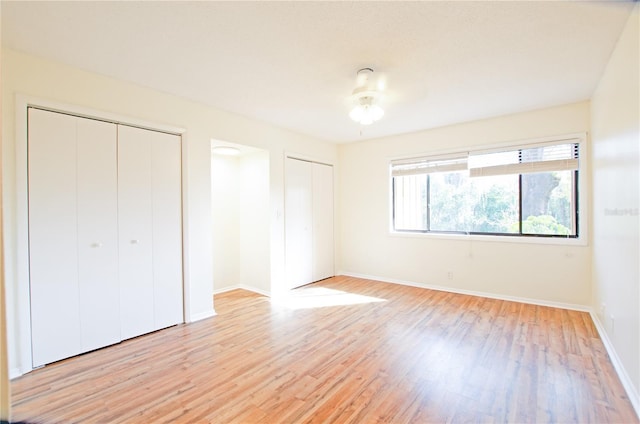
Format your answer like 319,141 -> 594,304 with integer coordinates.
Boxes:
349,68 -> 384,125
350,97 -> 384,126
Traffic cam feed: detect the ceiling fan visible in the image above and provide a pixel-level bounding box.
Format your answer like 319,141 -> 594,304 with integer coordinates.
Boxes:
348,67 -> 385,126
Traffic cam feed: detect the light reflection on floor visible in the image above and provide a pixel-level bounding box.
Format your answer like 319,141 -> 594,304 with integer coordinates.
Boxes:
272,286 -> 387,310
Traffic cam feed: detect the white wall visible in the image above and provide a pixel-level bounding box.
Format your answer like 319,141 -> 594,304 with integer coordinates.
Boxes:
338,101 -> 592,307
1,48 -> 337,375
211,154 -> 241,291
239,151 -> 270,294
591,5 -> 639,410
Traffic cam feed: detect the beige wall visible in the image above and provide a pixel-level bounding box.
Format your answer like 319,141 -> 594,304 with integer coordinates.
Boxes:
0,0 -> 10,412
338,101 -> 592,307
238,151 -> 271,294
1,48 -> 337,376
591,5 -> 640,410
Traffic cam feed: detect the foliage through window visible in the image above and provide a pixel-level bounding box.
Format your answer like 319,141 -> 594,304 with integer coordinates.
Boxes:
391,139 -> 580,237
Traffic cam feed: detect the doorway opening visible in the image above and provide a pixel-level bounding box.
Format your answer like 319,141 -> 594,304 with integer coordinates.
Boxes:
210,140 -> 270,296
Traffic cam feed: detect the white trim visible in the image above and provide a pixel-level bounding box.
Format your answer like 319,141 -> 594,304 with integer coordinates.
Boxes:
9,367 -> 22,380
180,132 -> 196,322
14,96 -> 32,378
338,271 -> 591,312
284,151 -> 334,167
188,309 -> 217,323
388,230 -> 588,247
13,93 -> 191,375
19,95 -> 186,135
590,313 -> 640,419
213,284 -> 271,297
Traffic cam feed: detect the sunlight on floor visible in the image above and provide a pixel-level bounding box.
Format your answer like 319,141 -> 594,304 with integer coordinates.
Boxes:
273,287 -> 387,310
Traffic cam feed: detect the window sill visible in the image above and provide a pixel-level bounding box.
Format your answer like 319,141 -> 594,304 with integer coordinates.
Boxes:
388,230 -> 588,246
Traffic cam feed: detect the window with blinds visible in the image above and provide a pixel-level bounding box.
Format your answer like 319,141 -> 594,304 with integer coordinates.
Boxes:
391,138 -> 580,237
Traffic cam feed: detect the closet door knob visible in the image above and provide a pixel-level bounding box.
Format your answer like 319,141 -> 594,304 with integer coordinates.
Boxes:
131,239 -> 139,244
91,242 -> 103,248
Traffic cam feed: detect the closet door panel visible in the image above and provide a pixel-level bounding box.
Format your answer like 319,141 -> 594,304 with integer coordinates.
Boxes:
151,132 -> 183,329
285,158 -> 313,289
118,126 -> 155,340
76,118 -> 120,352
312,163 -> 334,282
28,108 -> 82,367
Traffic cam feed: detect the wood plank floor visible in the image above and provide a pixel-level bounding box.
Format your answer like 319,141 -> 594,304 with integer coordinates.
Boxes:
11,276 -> 638,423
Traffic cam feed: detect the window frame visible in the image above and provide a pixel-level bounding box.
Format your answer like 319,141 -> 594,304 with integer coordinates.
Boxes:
388,133 -> 588,245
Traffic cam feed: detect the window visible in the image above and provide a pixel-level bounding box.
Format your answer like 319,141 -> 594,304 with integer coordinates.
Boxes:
391,138 -> 580,238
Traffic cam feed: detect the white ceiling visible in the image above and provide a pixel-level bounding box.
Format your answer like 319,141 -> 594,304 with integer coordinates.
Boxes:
1,1 -> 634,143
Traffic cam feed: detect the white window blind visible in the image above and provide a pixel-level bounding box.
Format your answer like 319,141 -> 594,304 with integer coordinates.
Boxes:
469,141 -> 579,178
391,154 -> 468,177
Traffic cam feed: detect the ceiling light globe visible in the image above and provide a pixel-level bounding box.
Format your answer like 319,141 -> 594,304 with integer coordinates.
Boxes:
360,115 -> 374,125
370,104 -> 384,121
349,106 -> 365,122
349,83 -> 384,125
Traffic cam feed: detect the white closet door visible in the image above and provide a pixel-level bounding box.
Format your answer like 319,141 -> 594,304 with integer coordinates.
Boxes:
285,158 -> 313,289
29,108 -> 82,367
76,118 -> 120,352
118,126 -> 155,340
29,109 -> 182,366
150,131 -> 183,329
312,162 -> 334,282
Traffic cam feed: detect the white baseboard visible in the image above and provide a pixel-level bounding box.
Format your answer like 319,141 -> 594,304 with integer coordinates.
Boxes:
214,284 -> 271,297
590,312 -> 640,419
9,367 -> 22,379
188,309 -> 217,323
338,271 -> 590,312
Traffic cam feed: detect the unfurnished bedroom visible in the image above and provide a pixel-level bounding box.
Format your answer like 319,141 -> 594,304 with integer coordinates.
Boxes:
0,1 -> 638,423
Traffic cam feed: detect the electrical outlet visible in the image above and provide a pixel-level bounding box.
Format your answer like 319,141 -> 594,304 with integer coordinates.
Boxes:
447,271 -> 453,280
600,303 -> 606,315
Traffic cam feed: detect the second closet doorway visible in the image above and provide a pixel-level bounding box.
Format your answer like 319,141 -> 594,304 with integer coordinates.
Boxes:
211,142 -> 270,295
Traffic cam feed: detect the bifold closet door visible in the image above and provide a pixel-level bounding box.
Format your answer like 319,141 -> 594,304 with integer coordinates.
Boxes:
285,158 -> 313,289
76,117 -> 120,353
285,158 -> 334,289
149,131 -> 183,330
29,108 -> 119,367
118,126 -> 183,340
29,109 -> 182,366
312,162 -> 334,282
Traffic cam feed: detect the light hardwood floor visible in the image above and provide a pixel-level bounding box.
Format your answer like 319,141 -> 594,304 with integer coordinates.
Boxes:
11,276 -> 639,423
